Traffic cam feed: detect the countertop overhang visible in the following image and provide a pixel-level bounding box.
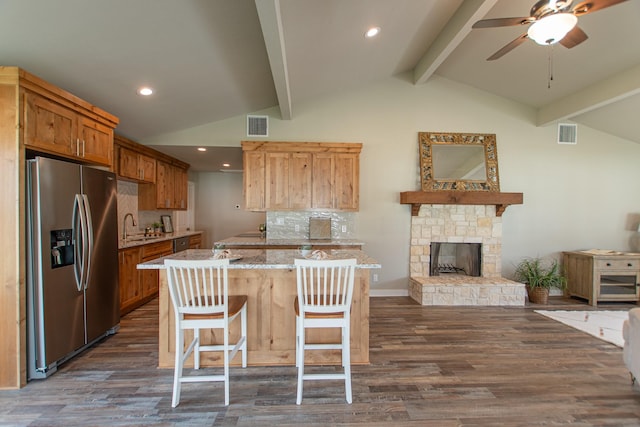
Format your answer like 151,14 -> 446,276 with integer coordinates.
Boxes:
137,248 -> 381,270
214,235 -> 364,247
119,230 -> 203,249
400,191 -> 523,217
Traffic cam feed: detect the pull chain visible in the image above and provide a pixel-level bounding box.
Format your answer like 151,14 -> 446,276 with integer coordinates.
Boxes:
547,43 -> 554,89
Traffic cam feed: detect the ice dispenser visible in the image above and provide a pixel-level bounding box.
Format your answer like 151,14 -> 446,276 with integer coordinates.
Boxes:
50,229 -> 74,268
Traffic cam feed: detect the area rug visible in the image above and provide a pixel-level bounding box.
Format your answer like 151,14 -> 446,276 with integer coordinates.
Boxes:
534,310 -> 629,347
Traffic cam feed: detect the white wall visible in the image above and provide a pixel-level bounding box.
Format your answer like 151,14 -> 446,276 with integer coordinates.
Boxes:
194,172 -> 265,247
142,73 -> 640,292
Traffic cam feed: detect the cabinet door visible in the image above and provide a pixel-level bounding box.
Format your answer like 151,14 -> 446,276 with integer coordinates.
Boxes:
139,154 -> 156,183
141,270 -> 159,299
118,146 -> 139,180
265,152 -> 290,209
334,153 -> 359,210
118,248 -> 141,315
289,153 -> 312,209
78,116 -> 113,167
156,161 -> 174,209
24,93 -> 76,157
244,151 -> 265,210
174,166 -> 188,210
311,153 -> 334,209
189,234 -> 202,249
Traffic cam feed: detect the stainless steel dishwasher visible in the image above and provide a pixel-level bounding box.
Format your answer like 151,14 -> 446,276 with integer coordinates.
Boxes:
173,236 -> 190,253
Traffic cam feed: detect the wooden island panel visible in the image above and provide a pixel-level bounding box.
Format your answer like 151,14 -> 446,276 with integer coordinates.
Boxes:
158,268 -> 370,368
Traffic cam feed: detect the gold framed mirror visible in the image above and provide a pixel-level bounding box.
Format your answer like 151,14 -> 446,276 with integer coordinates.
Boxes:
419,132 -> 500,192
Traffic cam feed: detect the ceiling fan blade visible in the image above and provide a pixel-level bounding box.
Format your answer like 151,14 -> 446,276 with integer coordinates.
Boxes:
572,0 -> 628,16
559,26 -> 588,48
472,16 -> 535,29
486,33 -> 529,61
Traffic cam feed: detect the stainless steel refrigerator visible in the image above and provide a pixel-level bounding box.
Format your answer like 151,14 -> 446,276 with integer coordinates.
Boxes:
27,156 -> 120,380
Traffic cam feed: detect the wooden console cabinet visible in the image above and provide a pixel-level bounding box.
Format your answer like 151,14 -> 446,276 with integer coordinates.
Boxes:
563,250 -> 640,306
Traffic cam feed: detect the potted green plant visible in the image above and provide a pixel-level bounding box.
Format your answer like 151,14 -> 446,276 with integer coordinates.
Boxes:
300,244 -> 312,257
152,222 -> 163,236
513,257 -> 567,304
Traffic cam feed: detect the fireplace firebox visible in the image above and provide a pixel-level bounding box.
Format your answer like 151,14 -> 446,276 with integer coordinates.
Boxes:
430,242 -> 481,277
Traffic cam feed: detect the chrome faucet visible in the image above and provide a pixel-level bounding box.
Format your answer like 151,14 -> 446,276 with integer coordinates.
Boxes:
122,213 -> 137,240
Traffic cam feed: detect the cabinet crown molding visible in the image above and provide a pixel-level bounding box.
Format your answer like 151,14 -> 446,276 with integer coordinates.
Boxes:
241,141 -> 362,154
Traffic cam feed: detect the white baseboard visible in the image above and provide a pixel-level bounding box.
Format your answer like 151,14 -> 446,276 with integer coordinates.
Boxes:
370,289 -> 409,297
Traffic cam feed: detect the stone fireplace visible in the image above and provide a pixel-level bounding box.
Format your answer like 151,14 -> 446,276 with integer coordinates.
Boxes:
430,242 -> 482,276
403,199 -> 526,306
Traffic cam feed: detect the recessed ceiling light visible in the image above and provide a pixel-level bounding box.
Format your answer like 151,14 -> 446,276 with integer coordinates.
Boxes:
137,87 -> 153,96
197,147 -> 207,152
222,163 -> 230,167
365,27 -> 380,38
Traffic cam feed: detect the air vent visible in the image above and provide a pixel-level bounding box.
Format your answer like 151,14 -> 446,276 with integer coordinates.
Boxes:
247,115 -> 268,137
557,123 -> 577,144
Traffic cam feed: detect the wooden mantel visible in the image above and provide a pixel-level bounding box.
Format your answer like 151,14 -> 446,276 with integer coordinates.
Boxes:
400,191 -> 523,217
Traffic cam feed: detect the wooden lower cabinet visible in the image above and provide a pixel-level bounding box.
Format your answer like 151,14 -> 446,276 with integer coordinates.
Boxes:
119,240 -> 173,315
189,233 -> 202,249
157,267 -> 370,368
118,247 -> 142,316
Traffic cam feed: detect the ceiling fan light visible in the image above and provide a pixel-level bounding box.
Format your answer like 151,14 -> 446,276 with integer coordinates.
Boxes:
527,13 -> 577,45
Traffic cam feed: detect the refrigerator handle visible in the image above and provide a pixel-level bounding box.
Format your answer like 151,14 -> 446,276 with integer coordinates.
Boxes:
72,195 -> 84,292
82,194 -> 94,290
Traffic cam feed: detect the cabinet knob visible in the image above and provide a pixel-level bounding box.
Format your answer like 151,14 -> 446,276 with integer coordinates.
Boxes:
606,262 -> 611,266
628,263 -> 633,267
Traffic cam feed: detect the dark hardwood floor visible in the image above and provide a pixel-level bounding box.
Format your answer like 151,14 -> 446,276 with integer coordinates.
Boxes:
2,296 -> 640,426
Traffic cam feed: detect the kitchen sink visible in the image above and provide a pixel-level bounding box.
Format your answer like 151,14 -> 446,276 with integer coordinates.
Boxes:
125,235 -> 162,242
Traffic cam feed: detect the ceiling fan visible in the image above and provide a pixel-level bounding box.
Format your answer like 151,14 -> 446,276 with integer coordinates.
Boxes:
472,0 -> 628,60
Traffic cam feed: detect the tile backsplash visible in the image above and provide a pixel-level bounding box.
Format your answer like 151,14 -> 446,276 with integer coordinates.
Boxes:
117,180 -> 174,236
117,180 -> 138,237
266,211 -> 357,240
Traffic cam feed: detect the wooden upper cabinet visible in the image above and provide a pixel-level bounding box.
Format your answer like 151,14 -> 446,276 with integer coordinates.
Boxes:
242,141 -> 361,212
334,153 -> 359,210
116,134 -> 189,210
243,151 -> 266,211
311,153 -> 334,209
23,90 -> 116,167
289,152 -> 312,209
311,152 -> 359,210
174,166 -> 187,209
265,152 -> 312,210
118,146 -> 139,179
139,160 -> 188,210
118,145 -> 156,183
156,160 -> 175,209
139,155 -> 156,183
24,93 -> 77,158
78,116 -> 113,166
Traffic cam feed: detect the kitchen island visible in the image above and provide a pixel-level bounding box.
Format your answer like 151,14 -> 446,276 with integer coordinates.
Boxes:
138,248 -> 380,368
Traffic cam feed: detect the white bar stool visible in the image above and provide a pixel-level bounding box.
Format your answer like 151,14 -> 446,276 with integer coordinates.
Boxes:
165,258 -> 247,407
294,257 -> 357,404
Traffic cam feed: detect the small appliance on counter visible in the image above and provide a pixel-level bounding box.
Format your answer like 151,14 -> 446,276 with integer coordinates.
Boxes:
309,217 -> 331,240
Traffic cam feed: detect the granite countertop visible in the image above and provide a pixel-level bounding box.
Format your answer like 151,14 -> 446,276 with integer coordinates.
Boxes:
137,248 -> 381,270
214,235 -> 365,247
119,230 -> 203,249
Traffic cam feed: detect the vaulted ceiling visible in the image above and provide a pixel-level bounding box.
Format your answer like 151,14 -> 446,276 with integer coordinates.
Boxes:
1,0 -> 639,170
